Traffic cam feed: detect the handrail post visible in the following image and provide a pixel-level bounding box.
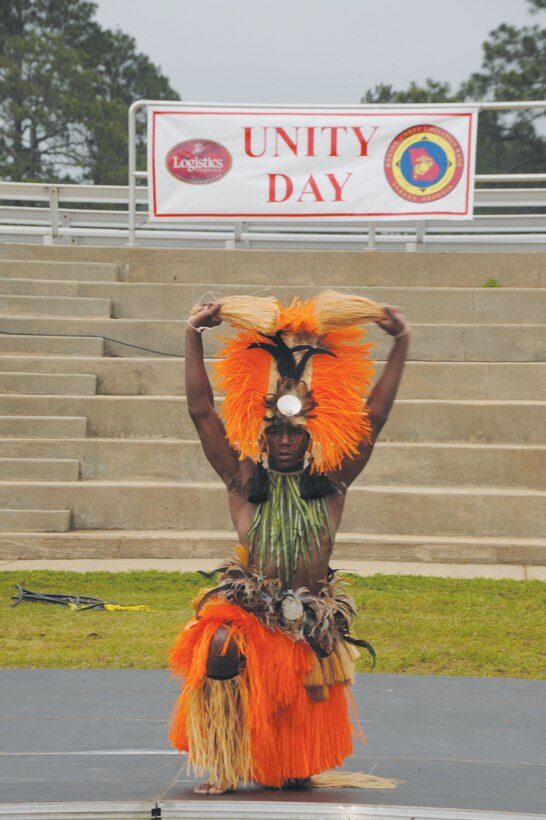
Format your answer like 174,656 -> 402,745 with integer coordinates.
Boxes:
241,221 -> 250,249
416,221 -> 426,252
48,185 -> 60,243
406,222 -> 426,252
367,222 -> 376,250
127,101 -> 143,247
232,221 -> 242,249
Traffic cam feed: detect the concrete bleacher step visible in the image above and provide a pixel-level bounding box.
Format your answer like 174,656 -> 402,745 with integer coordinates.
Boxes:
0,508 -> 71,532
0,259 -> 119,281
0,246 -> 543,565
1,244 -> 543,287
0,334 -> 104,357
1,357 -> 545,400
0,316 -> 543,361
1,529 -> 544,565
0,294 -> 112,319
0,458 -> 79,481
0,439 -> 543,489
0,416 -> 87,438
0,372 -> 97,396
0,481 -> 543,537
0,395 -> 542,442
0,279 -> 544,324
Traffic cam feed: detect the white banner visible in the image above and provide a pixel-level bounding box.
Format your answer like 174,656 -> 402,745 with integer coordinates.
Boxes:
148,105 -> 478,221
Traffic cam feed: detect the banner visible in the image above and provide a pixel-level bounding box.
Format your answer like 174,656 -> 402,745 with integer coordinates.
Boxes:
148,105 -> 478,221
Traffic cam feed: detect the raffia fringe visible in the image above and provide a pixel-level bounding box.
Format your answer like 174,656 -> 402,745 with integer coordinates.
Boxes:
185,677 -> 252,791
191,295 -> 280,333
311,771 -> 400,789
316,290 -> 387,332
304,640 -> 359,695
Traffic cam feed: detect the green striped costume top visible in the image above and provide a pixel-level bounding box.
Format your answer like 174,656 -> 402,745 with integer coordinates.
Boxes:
246,471 -> 333,585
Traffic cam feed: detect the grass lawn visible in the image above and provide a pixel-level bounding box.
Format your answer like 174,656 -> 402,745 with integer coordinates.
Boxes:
1,570 -> 544,678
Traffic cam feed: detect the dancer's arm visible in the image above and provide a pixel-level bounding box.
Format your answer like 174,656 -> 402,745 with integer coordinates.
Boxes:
185,304 -> 250,489
330,306 -> 410,486
366,306 -> 410,436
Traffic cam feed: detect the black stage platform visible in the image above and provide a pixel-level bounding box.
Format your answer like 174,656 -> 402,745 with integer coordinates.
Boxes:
0,670 -> 544,818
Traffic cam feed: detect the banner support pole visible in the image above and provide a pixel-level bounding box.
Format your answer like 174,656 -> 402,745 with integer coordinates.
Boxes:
127,100 -> 145,247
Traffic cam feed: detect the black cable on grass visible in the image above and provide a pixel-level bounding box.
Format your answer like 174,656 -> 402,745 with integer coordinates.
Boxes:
10,584 -> 150,611
11,585 -> 115,609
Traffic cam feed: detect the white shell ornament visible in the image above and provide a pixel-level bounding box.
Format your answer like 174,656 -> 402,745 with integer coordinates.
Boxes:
277,394 -> 302,417
281,593 -> 305,621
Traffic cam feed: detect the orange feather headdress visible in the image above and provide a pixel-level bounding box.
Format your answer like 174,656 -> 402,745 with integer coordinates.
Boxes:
213,295 -> 377,473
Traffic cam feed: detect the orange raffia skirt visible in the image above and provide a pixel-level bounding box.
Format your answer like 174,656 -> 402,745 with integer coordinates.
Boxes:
168,593 -> 363,790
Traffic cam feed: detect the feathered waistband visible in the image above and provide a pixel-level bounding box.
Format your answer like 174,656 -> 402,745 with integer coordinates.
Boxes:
195,558 -> 374,663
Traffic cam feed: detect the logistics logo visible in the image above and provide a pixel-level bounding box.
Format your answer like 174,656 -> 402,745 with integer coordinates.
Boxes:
166,139 -> 232,184
384,125 -> 464,203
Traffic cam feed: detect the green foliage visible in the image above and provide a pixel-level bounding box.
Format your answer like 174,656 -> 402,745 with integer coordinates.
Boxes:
483,277 -> 502,287
1,570 -> 544,678
361,0 -> 546,175
0,0 -> 180,184
362,79 -> 462,106
460,2 -> 546,176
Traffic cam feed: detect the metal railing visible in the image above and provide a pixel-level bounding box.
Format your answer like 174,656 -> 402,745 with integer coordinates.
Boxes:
0,101 -> 544,251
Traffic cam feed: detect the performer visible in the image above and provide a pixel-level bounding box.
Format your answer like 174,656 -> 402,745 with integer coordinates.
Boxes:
169,293 -> 410,794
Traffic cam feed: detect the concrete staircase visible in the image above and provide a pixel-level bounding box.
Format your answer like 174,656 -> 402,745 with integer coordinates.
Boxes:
0,243 -> 544,565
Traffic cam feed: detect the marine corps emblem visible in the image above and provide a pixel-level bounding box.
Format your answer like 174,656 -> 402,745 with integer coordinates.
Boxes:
384,125 -> 464,203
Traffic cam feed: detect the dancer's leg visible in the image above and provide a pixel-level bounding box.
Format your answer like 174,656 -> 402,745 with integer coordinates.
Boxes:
194,626 -> 246,795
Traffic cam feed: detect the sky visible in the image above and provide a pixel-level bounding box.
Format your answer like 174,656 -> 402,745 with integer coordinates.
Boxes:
93,0 -> 534,105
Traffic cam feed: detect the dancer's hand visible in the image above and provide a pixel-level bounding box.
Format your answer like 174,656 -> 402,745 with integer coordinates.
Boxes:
376,305 -> 410,338
188,302 -> 223,330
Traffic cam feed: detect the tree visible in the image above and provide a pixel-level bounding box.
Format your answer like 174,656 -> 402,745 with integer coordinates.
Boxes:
362,79 -> 462,106
460,0 -> 546,174
0,0 -> 180,184
361,0 -> 546,174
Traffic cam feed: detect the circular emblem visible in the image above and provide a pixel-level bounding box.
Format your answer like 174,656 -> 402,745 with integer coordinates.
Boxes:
277,394 -> 303,417
166,139 -> 232,184
281,593 -> 304,622
384,125 -> 464,203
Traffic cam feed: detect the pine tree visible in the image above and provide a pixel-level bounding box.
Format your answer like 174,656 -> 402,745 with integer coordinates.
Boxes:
361,0 -> 546,174
0,0 -> 180,183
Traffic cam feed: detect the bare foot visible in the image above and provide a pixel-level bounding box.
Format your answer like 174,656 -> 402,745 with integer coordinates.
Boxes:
193,781 -> 234,795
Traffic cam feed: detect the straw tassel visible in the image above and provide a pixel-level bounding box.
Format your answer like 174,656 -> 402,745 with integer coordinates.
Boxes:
311,771 -> 401,789
304,653 -> 325,688
185,677 -> 253,790
320,655 -> 335,686
329,646 -> 345,683
316,290 -> 387,333
191,295 -> 280,333
336,640 -> 358,685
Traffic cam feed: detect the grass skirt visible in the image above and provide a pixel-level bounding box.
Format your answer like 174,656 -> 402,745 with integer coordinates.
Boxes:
169,597 -> 362,789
